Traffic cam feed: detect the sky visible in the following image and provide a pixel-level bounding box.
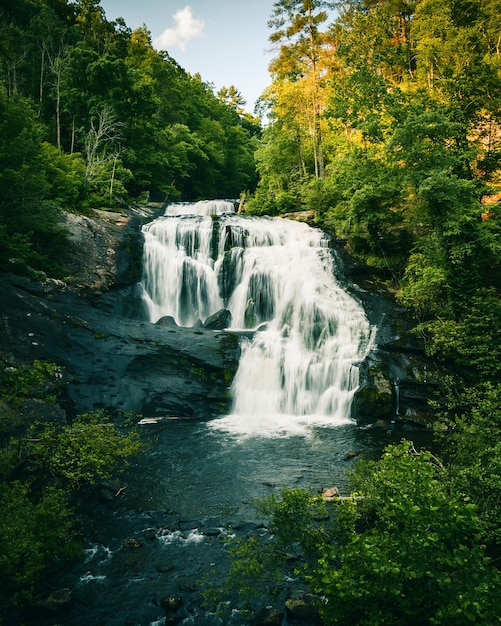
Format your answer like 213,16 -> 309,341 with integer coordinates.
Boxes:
99,0 -> 275,114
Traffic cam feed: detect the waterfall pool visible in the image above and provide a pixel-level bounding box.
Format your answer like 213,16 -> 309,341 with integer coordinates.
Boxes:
36,417 -> 393,626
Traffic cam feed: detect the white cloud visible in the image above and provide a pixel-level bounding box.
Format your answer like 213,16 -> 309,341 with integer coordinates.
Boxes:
153,5 -> 205,51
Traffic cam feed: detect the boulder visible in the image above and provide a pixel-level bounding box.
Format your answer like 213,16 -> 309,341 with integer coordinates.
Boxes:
251,606 -> 284,625
284,594 -> 321,624
35,588 -> 72,611
156,316 -> 178,327
351,364 -> 394,425
203,309 -> 232,330
0,274 -> 240,420
161,595 -> 184,613
58,205 -> 161,295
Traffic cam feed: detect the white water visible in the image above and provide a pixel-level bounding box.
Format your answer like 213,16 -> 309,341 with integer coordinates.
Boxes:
141,200 -> 376,436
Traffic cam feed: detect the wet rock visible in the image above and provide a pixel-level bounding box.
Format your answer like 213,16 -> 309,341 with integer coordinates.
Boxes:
35,588 -> 72,611
143,528 -> 157,541
97,485 -> 116,503
251,606 -> 284,625
177,575 -> 198,592
345,451 -> 361,460
0,273 -> 240,420
184,614 -> 222,626
123,538 -> 141,548
156,316 -> 178,327
156,563 -> 175,573
202,527 -> 222,537
20,398 -> 67,425
161,595 -> 184,613
164,616 -> 184,625
203,308 -> 232,330
178,519 -> 199,531
232,521 -> 268,533
352,367 -> 394,424
350,282 -> 446,427
97,479 -> 123,503
284,594 -> 321,624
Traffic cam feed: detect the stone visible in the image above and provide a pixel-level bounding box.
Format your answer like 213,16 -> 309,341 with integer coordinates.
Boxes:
203,308 -> 232,330
36,588 -> 72,610
123,538 -> 141,548
202,527 -> 222,537
156,563 -> 175,573
284,594 -> 321,624
156,316 -> 178,327
161,595 -> 184,613
322,487 -> 339,498
20,398 -> 67,424
176,575 -> 198,592
345,451 -> 361,460
251,606 -> 284,625
0,273 -> 240,420
165,617 -> 184,625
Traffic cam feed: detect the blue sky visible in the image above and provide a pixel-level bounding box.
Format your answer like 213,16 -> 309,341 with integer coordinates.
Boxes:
99,0 -> 275,113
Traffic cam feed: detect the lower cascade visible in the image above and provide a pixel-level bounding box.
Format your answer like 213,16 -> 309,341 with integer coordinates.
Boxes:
141,200 -> 376,435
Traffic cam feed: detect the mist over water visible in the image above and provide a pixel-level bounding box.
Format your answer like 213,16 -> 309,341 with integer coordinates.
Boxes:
140,200 -> 376,437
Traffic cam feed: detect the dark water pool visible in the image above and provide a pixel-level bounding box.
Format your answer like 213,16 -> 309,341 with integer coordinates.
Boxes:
34,418 -> 427,625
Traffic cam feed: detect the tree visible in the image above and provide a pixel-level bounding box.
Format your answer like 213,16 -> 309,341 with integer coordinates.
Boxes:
267,0 -> 335,179
440,383 -> 501,548
312,442 -> 501,625
217,85 -> 246,115
0,481 -> 75,613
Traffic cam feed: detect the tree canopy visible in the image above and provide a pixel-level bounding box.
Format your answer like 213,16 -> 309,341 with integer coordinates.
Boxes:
0,0 -> 260,276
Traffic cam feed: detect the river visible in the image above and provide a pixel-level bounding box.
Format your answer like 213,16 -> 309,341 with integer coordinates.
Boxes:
35,201 -> 391,625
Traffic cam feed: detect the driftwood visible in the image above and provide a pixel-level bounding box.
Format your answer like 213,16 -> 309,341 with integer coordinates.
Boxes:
322,487 -> 364,502
323,495 -> 364,502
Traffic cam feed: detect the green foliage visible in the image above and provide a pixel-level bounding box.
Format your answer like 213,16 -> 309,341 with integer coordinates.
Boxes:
418,289 -> 501,381
0,360 -> 64,409
258,488 -> 331,557
0,361 -> 65,435
439,383 -> 501,548
0,481 -> 76,611
397,250 -> 451,320
0,89 -> 66,275
204,488 -> 332,608
313,442 -> 500,625
0,360 -> 144,618
0,1 -> 259,279
26,410 -> 143,488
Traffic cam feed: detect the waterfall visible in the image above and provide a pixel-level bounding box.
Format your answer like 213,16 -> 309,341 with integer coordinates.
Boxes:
140,200 -> 376,435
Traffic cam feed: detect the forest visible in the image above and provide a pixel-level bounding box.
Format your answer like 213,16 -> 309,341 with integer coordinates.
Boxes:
0,0 -> 500,623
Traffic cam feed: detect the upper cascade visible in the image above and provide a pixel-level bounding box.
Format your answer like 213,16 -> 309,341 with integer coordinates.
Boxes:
139,202 -> 376,433
164,200 -> 235,217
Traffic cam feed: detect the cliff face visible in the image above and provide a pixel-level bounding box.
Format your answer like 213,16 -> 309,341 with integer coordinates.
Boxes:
57,205 -> 157,294
0,206 -> 240,421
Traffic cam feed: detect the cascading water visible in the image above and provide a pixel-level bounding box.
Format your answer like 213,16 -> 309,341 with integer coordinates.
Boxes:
140,200 -> 376,435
